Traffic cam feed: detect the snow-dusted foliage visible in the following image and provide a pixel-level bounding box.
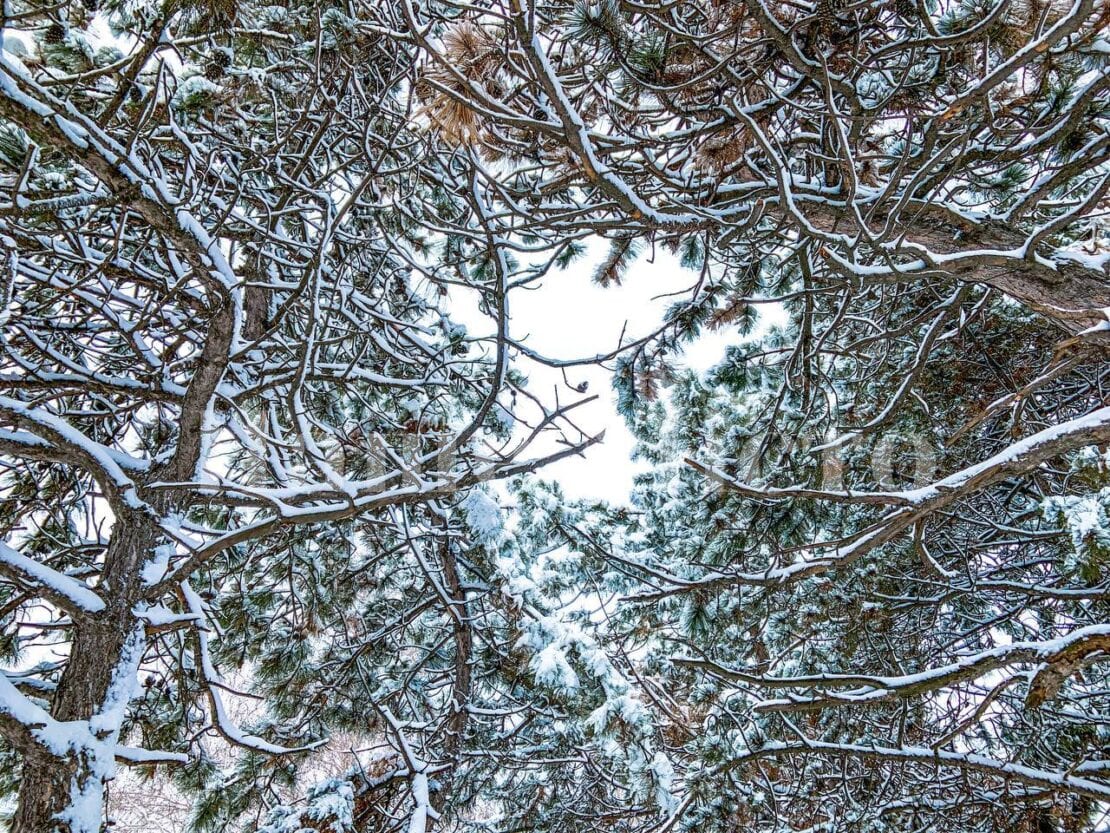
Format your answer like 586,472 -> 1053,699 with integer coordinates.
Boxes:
1045,449 -> 1110,580
0,0 -> 1108,830
256,777 -> 355,833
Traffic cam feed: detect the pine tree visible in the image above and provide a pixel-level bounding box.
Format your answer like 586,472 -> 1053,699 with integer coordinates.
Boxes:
1,0 -> 1109,830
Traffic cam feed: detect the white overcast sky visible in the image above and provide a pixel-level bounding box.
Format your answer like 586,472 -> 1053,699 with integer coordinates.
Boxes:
473,242 -> 746,502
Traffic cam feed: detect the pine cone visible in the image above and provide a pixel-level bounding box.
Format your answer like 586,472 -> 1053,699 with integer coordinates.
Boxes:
85,0 -> 100,11
895,0 -> 917,18
203,62 -> 224,81
212,49 -> 232,68
815,0 -> 835,28
44,23 -> 66,44
182,0 -> 237,24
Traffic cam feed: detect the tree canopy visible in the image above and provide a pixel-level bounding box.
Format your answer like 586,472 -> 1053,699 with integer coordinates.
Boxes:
0,0 -> 1108,830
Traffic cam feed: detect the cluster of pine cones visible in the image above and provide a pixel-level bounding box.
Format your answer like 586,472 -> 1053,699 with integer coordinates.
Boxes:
204,50 -> 232,81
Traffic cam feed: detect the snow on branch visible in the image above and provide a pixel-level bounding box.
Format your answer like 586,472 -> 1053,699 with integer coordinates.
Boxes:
687,406 -> 1110,586
675,623 -> 1110,712
0,540 -> 105,615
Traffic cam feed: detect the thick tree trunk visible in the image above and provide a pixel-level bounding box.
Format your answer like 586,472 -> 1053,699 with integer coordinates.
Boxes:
969,257 -> 1110,333
811,202 -> 1110,333
10,517 -> 155,833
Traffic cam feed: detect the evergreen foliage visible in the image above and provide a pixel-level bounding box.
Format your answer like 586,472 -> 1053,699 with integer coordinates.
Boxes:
0,0 -> 1108,830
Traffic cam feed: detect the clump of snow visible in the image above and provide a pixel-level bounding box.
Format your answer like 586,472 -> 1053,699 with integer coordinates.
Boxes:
0,539 -> 105,612
1044,448 -> 1110,576
1056,248 -> 1110,272
89,625 -> 145,738
462,490 -> 502,544
257,4 -> 291,26
495,554 -> 536,599
134,602 -> 199,627
532,644 -> 579,691
140,544 -> 173,585
172,75 -> 220,111
648,751 -> 678,813
257,777 -> 355,833
1044,490 -> 1110,565
55,772 -> 107,833
1070,444 -> 1110,474
587,691 -> 646,733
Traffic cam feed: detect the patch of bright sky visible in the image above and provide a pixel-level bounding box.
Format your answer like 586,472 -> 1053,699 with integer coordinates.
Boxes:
462,240 -> 778,503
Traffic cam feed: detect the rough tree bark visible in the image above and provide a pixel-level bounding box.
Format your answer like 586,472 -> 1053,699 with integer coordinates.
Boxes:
11,515 -> 156,832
